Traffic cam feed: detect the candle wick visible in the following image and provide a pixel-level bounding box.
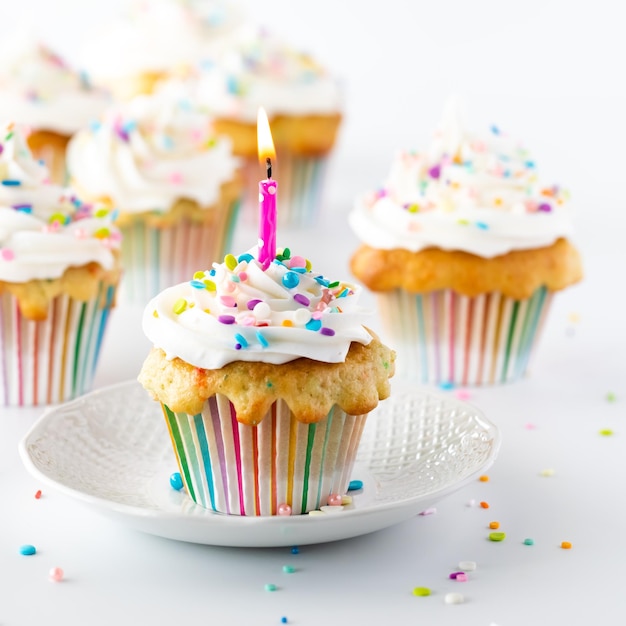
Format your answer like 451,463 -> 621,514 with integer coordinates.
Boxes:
266,157 -> 272,179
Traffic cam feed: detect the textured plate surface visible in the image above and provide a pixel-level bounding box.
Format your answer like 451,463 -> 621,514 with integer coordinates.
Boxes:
19,380 -> 501,547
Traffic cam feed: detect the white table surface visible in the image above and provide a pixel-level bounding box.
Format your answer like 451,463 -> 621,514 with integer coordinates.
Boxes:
2,0 -> 626,624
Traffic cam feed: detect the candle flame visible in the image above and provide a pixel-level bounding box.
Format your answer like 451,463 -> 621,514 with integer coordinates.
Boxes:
257,107 -> 276,163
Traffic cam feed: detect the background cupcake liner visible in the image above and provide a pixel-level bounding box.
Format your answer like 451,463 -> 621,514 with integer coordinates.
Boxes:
0,282 -> 116,407
239,154 -> 329,227
378,287 -> 553,385
162,396 -> 367,516
118,200 -> 240,305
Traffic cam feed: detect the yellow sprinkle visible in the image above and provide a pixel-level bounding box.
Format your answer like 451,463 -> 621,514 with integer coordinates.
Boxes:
203,308 -> 211,314
48,212 -> 66,224
282,320 -> 293,327
494,197 -> 503,206
407,203 -> 419,213
599,428 -> 614,436
308,510 -> 325,517
173,298 -> 187,315
152,310 -> 158,318
341,495 -> 352,505
412,587 -> 431,597
224,254 -> 238,270
561,541 -> 572,549
540,469 -> 555,477
479,475 -> 490,482
94,207 -> 109,218
93,227 -> 111,239
305,259 -> 312,271
193,271 -> 205,280
203,279 -> 216,291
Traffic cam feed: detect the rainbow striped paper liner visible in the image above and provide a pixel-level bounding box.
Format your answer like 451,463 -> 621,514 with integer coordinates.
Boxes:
0,282 -> 116,407
239,154 -> 329,228
118,199 -> 240,306
162,397 -> 367,516
378,287 -> 554,385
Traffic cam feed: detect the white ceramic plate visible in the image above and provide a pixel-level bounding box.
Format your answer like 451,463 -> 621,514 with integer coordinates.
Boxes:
19,380 -> 500,547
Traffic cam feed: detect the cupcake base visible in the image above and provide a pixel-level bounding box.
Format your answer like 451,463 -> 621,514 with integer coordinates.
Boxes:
378,287 -> 553,385
0,282 -> 116,406
162,397 -> 367,516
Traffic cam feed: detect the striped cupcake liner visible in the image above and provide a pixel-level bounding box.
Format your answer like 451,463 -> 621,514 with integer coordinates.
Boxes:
378,287 -> 553,385
0,282 -> 116,407
118,199 -> 241,306
162,397 -> 367,516
239,154 -> 329,228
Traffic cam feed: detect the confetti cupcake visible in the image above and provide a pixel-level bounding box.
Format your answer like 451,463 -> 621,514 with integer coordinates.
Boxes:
0,124 -> 121,406
138,247 -> 394,515
67,91 -> 242,305
349,101 -> 583,385
0,36 -> 110,184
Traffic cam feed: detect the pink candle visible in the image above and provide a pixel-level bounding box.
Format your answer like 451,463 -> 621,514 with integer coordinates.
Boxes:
257,108 -> 277,268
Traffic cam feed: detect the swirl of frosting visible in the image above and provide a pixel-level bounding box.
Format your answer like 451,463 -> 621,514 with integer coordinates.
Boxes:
66,91 -> 239,213
0,35 -> 110,135
349,100 -> 574,258
0,124 -> 120,283
143,247 -> 373,369
193,23 -> 343,121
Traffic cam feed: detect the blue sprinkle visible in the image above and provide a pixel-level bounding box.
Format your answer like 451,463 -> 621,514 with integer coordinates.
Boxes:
291,546 -> 299,554
231,275 -> 240,283
209,269 -> 216,276
490,124 -> 500,135
314,276 -> 330,287
348,480 -> 363,491
123,120 -> 137,134
11,204 -> 32,213
281,618 -> 288,624
238,253 -> 254,263
89,120 -> 102,132
282,272 -> 300,289
226,75 -> 239,95
162,135 -> 174,150
525,160 -> 535,168
305,319 -> 322,332
439,381 -> 455,390
234,333 -> 248,348
291,267 -> 307,274
19,544 -> 37,556
338,288 -> 350,298
475,222 -> 489,230
1,180 -> 21,186
190,280 -> 205,289
256,331 -> 269,348
170,472 -> 184,491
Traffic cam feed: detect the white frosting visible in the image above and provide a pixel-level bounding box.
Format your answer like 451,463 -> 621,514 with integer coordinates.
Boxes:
349,100 -> 574,258
143,248 -> 372,369
192,23 -> 343,120
81,0 -> 244,80
0,124 -> 120,283
0,36 -> 110,135
66,91 -> 239,212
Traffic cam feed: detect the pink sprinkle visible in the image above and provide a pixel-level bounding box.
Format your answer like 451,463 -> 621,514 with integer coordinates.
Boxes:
238,272 -> 248,281
524,423 -> 537,430
277,503 -> 292,516
327,494 -> 343,506
35,490 -> 42,499
419,507 -> 437,516
169,172 -> 184,185
312,311 -> 323,320
220,295 -> 236,308
455,389 -> 471,400
456,573 -> 468,582
240,316 -> 255,326
289,256 -> 306,269
449,572 -> 464,580
1,248 -> 15,261
49,567 -> 64,582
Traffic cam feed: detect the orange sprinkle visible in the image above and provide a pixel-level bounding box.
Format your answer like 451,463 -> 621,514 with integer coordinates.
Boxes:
493,197 -> 503,206
34,490 -> 42,499
479,475 -> 490,482
282,320 -> 293,327
480,501 -> 490,509
561,541 -> 572,549
489,521 -> 500,529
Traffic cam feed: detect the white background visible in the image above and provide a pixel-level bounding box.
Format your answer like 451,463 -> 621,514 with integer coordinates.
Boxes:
2,1 -> 626,625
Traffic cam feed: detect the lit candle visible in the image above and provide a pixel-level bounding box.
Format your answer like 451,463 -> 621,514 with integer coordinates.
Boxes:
257,107 -> 277,268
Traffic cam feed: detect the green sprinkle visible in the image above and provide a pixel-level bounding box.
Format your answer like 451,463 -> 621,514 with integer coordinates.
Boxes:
203,279 -> 216,291
266,381 -> 273,388
457,218 -> 470,225
282,565 -> 295,574
282,247 -> 291,259
489,532 -> 506,542
412,587 -> 431,597
224,253 -> 238,270
5,131 -> 14,142
264,583 -> 277,592
606,392 -> 616,402
173,298 -> 187,315
523,538 -> 535,546
599,428 -> 614,436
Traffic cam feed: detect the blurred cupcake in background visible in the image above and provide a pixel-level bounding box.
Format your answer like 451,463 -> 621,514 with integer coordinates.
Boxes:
0,35 -> 110,183
192,23 -> 343,226
80,0 -> 243,100
67,89 -> 242,305
349,100 -> 583,385
0,123 -> 121,406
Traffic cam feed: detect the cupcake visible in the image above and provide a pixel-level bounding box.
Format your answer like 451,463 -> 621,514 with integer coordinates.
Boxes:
67,91 -> 242,305
138,246 -> 394,515
0,36 -> 110,184
0,123 -> 121,406
80,0 -> 243,100
193,23 -> 343,226
349,101 -> 583,385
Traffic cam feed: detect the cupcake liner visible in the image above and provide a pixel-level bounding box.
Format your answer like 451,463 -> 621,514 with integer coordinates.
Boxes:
239,154 -> 329,227
378,287 -> 553,385
162,397 -> 367,516
118,199 -> 240,305
0,282 -> 116,407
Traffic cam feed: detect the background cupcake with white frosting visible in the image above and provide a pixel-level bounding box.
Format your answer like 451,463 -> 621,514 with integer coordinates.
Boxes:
138,244 -> 394,516
0,35 -> 110,184
67,89 -> 242,305
0,123 -> 121,406
349,100 -> 583,385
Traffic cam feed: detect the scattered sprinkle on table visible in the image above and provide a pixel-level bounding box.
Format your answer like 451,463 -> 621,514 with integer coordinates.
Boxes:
412,587 -> 431,597
19,544 -> 36,556
264,583 -> 277,592
599,429 -> 614,436
561,541 -> 572,549
458,561 -> 477,571
455,573 -> 468,582
34,490 -> 42,499
524,538 -> 535,546
419,507 -> 437,516
281,618 -> 288,624
606,392 -> 616,402
489,521 -> 500,529
540,469 -> 555,477
49,567 -> 64,582
348,480 -> 363,491
479,475 -> 490,482
291,546 -> 299,555
480,501 -> 490,509
444,592 -> 464,604
489,532 -> 506,542
282,565 -> 295,574
169,472 -> 184,490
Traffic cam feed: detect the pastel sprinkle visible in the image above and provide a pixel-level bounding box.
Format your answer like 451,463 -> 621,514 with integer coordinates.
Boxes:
419,507 -> 437,516
305,319 -> 322,332
523,538 -> 535,546
282,565 -> 295,574
348,480 -> 363,491
449,571 -> 464,580
540,469 -> 555,477
439,381 -> 455,390
224,253 -> 238,270
203,280 -> 216,291
19,544 -> 37,556
489,532 -> 506,542
320,327 -> 336,336
170,472 -> 183,490
479,501 -> 490,509
1,248 -> 15,261
281,618 -> 288,624
455,573 -> 468,582
444,592 -> 464,605
293,293 -> 310,306
606,392 -> 616,402
561,541 -> 572,549
173,299 -> 187,314
256,331 -> 269,347
234,333 -> 248,348
35,490 -> 42,499
475,221 -> 489,230
218,315 -> 235,325
49,567 -> 64,582
412,587 -> 431,597
458,561 -> 477,571
264,584 -> 277,592
190,280 -> 205,289
455,389 -> 471,400
479,475 -> 490,482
